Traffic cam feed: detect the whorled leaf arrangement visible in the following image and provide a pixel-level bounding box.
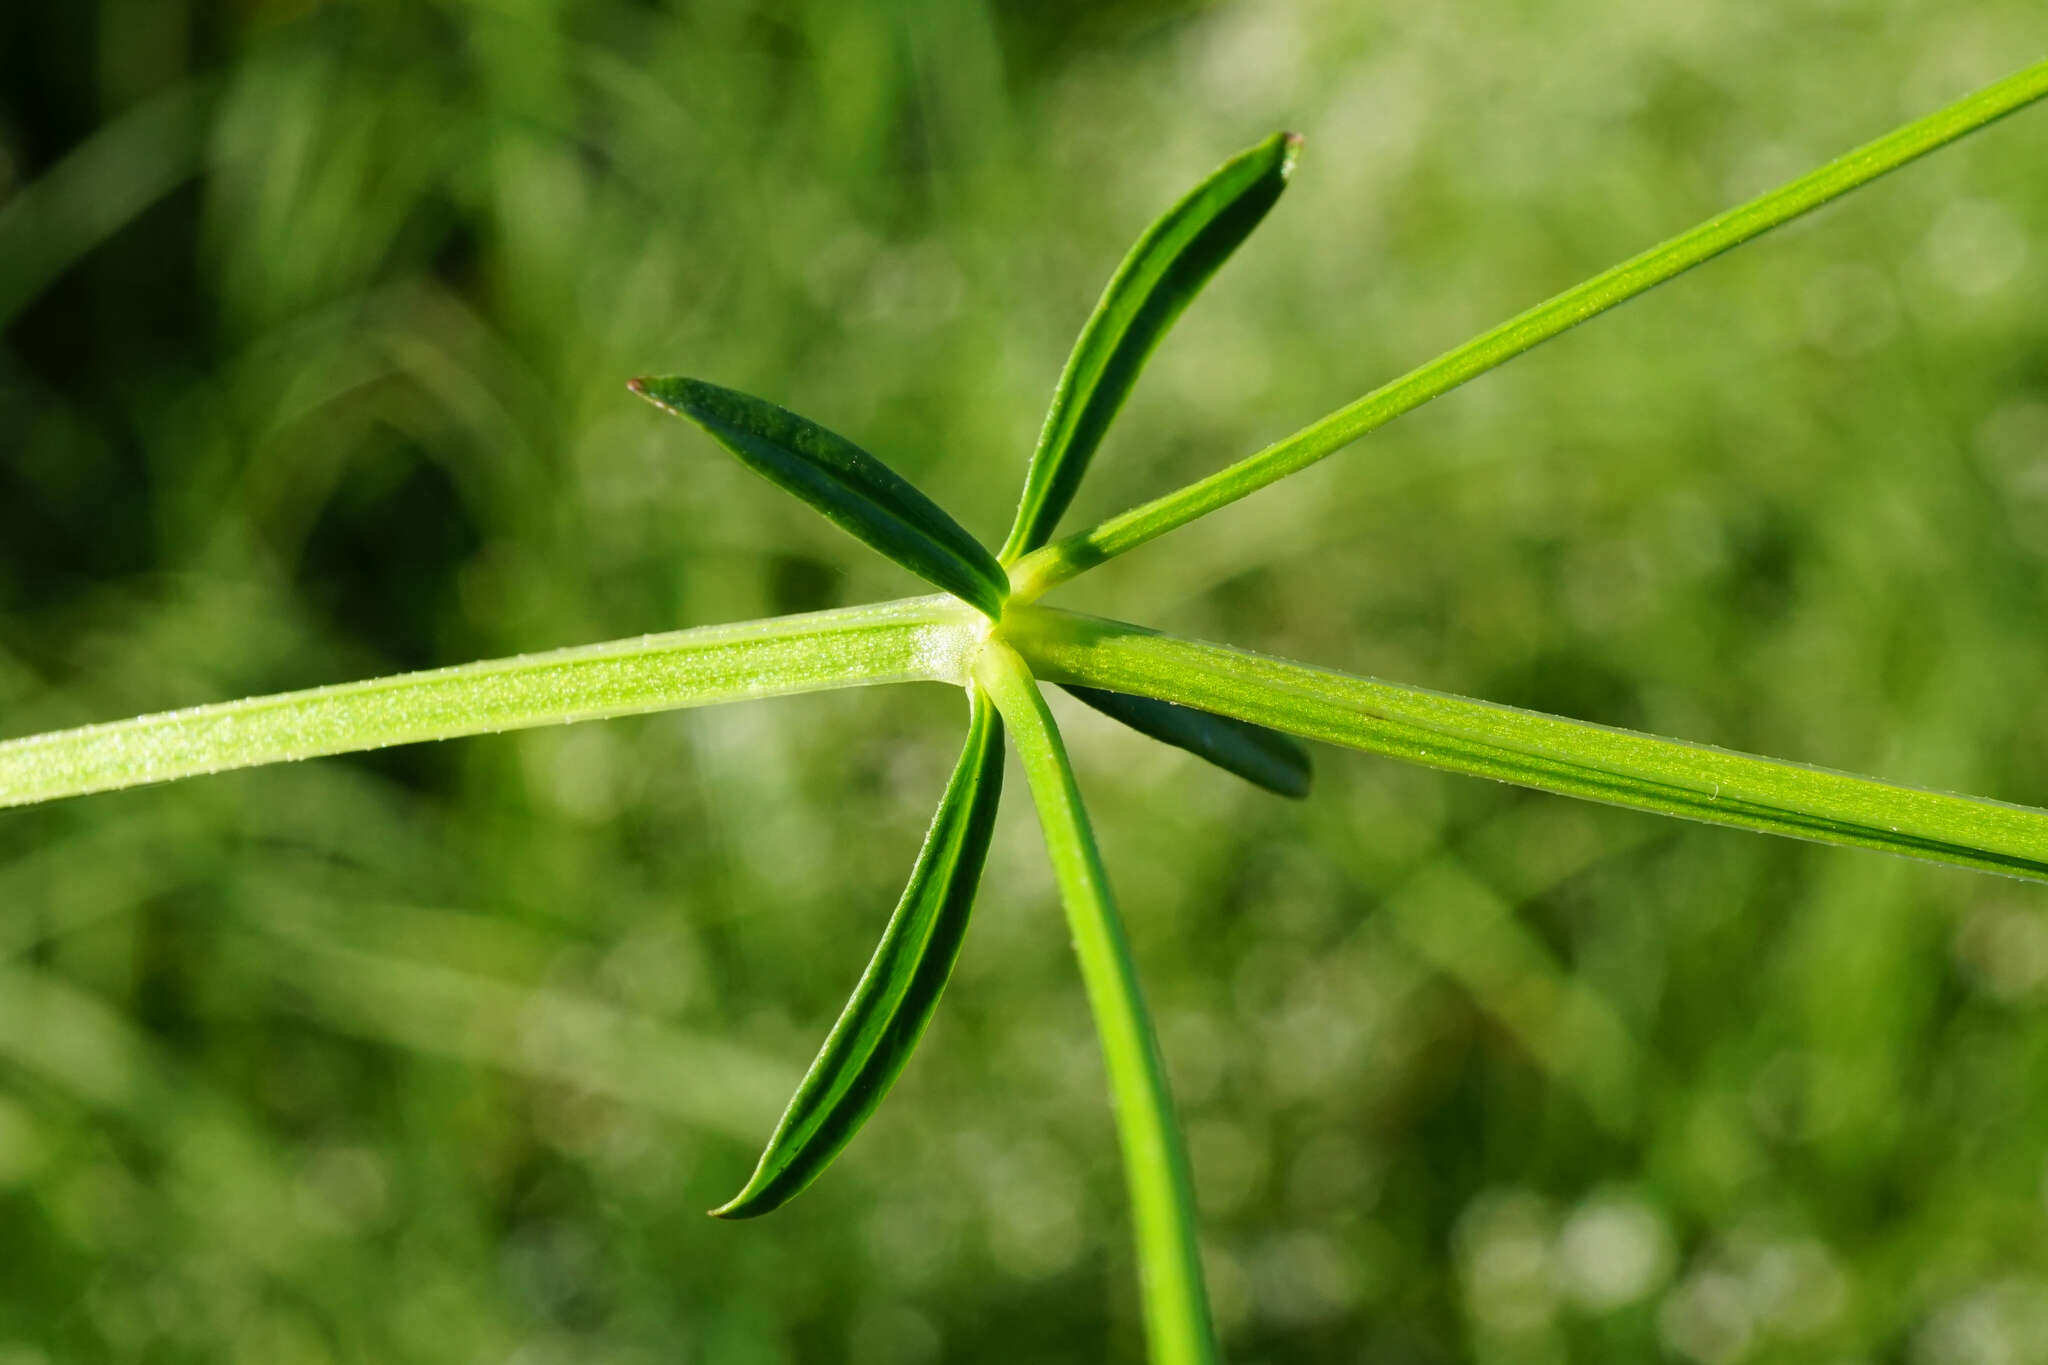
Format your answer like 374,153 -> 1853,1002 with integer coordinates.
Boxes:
5,57 -> 2048,1365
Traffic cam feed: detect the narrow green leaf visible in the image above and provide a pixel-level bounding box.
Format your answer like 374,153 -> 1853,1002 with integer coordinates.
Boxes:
0,595 -> 981,809
973,641 -> 1218,1365
631,376 -> 1008,617
1007,56 -> 2048,599
713,688 -> 1004,1219
1000,131 -> 1299,563
0,81 -> 202,329
1061,684 -> 1310,798
1008,606 -> 2048,882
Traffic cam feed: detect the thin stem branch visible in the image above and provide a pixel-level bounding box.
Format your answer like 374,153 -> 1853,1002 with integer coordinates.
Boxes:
1008,55 -> 2048,600
1007,607 -> 2048,882
0,596 -> 981,809
973,639 -> 1218,1365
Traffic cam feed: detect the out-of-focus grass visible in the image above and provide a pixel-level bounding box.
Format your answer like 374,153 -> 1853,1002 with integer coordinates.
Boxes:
3,2 -> 2047,1361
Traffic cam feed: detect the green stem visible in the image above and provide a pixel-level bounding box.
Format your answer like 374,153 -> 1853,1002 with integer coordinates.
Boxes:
972,639 -> 1218,1365
1008,55 -> 2048,600
0,596 -> 981,809
1007,607 -> 2048,882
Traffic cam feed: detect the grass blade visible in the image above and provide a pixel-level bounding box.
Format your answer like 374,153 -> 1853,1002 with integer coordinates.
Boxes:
631,376 -> 1008,617
999,131 -> 1299,562
0,81 -> 203,329
1061,684 -> 1310,798
973,640 -> 1219,1365
1009,607 -> 2048,882
714,689 -> 1004,1218
1007,56 -> 2048,599
0,596 -> 981,809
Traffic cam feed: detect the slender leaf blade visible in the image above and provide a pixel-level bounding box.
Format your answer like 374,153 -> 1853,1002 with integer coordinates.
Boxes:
1061,684 -> 1310,798
973,641 -> 1219,1365
999,131 -> 1300,562
1009,606 -> 2048,882
1007,57 -> 2048,599
713,688 -> 1004,1219
631,376 -> 1008,617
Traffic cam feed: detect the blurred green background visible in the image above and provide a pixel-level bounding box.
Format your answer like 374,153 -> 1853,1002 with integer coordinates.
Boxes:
4,2 -> 2048,1361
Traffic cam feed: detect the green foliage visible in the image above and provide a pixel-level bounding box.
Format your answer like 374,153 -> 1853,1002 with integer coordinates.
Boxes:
5,6 -> 2048,1362
1001,131 -> 1299,561
1012,608 -> 2048,879
1060,685 -> 1311,798
629,377 -> 1009,617
714,689 -> 1003,1219
1006,55 -> 2048,600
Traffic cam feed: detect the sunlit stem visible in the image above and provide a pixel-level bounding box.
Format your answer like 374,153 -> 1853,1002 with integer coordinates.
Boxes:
973,638 -> 1219,1365
1005,605 -> 2048,882
1007,55 -> 2048,601
0,596 -> 981,809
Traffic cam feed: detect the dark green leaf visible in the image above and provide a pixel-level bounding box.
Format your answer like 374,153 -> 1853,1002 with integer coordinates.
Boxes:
999,131 -> 1300,562
631,376 -> 1007,617
713,689 -> 1005,1218
1062,684 -> 1310,799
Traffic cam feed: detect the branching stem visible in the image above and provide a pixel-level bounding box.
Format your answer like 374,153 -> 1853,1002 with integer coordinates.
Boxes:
1007,55 -> 2048,600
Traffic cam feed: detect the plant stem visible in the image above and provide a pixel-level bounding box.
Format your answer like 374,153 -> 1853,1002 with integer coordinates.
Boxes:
0,596 -> 981,809
973,639 -> 1219,1365
1007,54 -> 2048,600
1007,607 -> 2048,882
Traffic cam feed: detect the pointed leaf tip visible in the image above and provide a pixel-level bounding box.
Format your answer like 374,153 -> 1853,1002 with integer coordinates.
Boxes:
1000,130 -> 1303,562
713,692 -> 1005,1218
632,375 -> 1007,617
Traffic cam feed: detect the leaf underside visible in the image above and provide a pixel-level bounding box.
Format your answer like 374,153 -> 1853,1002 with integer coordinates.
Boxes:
1062,684 -> 1310,798
713,688 -> 1005,1219
1000,130 -> 1299,562
632,375 -> 1008,618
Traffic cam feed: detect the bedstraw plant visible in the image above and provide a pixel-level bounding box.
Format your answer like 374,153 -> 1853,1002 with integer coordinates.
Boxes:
6,58 -> 2048,1365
